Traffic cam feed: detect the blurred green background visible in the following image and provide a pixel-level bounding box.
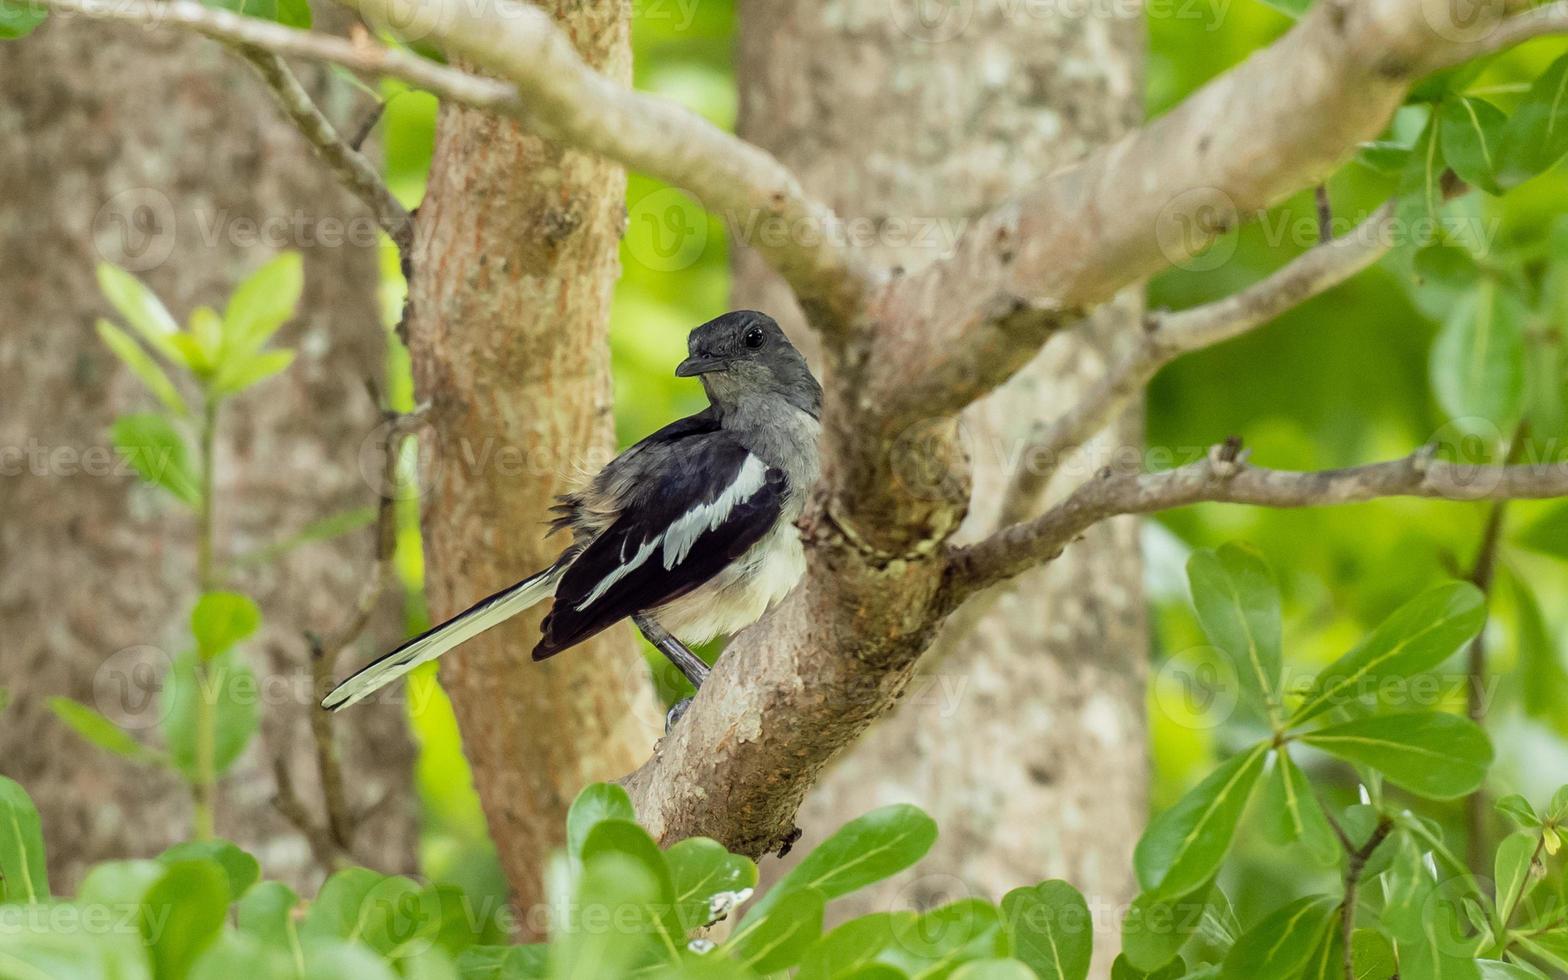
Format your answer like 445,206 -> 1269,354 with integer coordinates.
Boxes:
371,0 -> 1568,934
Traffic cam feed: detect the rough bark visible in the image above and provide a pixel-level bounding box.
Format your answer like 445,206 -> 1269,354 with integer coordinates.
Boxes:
0,18 -> 416,889
726,1 -> 1146,968
404,0 -> 660,935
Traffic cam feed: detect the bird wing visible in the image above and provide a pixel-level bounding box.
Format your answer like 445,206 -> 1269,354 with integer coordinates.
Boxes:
535,432 -> 785,659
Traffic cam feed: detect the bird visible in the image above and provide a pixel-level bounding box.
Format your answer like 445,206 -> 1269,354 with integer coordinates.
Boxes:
322,310 -> 821,725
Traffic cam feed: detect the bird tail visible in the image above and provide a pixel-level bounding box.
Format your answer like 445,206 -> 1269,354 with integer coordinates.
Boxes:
322,561 -> 566,711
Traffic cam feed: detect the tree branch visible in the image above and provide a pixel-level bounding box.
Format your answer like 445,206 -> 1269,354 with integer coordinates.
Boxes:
235,45 -> 414,256
996,202 -> 1397,528
1430,1 -> 1568,72
865,0 -> 1539,421
949,441 -> 1568,599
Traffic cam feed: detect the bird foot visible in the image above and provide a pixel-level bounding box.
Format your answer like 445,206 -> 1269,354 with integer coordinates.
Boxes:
665,697 -> 693,733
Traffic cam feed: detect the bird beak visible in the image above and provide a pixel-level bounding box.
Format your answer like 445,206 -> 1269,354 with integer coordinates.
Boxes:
675,355 -> 726,378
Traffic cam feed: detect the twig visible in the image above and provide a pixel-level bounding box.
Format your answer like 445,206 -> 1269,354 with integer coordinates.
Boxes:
38,0 -> 878,335
269,752 -> 353,871
1342,816 -> 1395,980
235,46 -> 413,255
1314,185 -> 1333,244
1429,1 -> 1568,72
347,100 -> 389,153
995,204 -> 1397,528
947,440 -> 1568,601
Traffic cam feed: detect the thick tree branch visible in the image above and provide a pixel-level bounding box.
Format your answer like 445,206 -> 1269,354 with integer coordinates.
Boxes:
949,442 -> 1568,598
236,46 -> 414,255
865,0 -> 1538,420
996,202 -> 1397,527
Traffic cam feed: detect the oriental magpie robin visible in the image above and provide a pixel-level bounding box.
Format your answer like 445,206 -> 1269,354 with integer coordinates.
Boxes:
322,311 -> 821,723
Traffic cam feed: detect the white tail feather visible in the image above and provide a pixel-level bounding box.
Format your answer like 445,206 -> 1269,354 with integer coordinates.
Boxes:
322,564 -> 564,710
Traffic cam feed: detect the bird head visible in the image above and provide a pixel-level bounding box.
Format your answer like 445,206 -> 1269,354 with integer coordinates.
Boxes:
676,311 -> 821,417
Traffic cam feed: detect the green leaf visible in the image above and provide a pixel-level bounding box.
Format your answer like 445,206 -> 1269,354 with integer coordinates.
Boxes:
1134,744 -> 1268,899
1001,880 -> 1093,980
1496,52 -> 1568,188
1492,831 -> 1539,929
111,413 -> 200,506
1251,0 -> 1311,16
1506,573 -> 1568,735
141,859 -> 229,980
1120,882 -> 1212,973
48,696 -> 157,763
455,944 -> 548,979
274,0 -> 311,29
97,319 -> 188,416
1258,750 -> 1339,865
0,775 -> 48,903
222,252 -> 302,362
236,880 -> 302,950
1414,242 -> 1482,291
188,931 -> 295,980
725,886 -> 825,973
738,803 -> 937,927
556,851 -> 669,977
96,263 -> 183,363
1476,960 -> 1551,980
1300,711 -> 1493,799
189,306 -> 224,375
160,648 -> 261,779
580,819 -> 682,959
301,868 -> 440,959
191,592 -> 262,661
159,839 -> 260,900
566,782 -> 636,866
233,506 -> 377,567
1551,784 -> 1568,820
1431,277 -> 1529,440
0,0 -> 46,39
1110,953 -> 1186,980
1495,794 -> 1540,829
1186,543 -> 1282,717
881,899 -> 1007,975
212,349 -> 296,397
664,836 -> 757,932
1438,97 -> 1507,195
1350,929 -> 1398,980
797,912 -> 915,980
1219,894 -> 1339,980
1291,582 -> 1486,724
1356,141 -> 1412,175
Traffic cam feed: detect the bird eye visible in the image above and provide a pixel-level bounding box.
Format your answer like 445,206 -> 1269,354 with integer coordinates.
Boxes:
743,326 -> 765,349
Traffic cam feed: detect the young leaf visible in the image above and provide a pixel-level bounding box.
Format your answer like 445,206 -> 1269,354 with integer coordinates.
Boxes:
1217,894 -> 1338,980
1258,751 -> 1339,865
141,859 -> 229,980
725,887 -> 825,973
1300,711 -> 1492,799
212,349 -> 296,397
1493,831 -> 1539,929
1134,744 -> 1268,900
738,803 -> 937,927
0,775 -> 48,903
191,592 -> 262,661
1186,543 -> 1282,717
1291,582 -> 1485,724
159,839 -> 260,901
566,782 -> 636,865
160,648 -> 261,779
664,836 -> 758,932
96,263 -> 182,363
47,696 -> 156,763
1430,277 -> 1529,441
1496,52 -> 1568,188
222,252 -> 302,362
97,320 -> 188,416
1496,794 -> 1541,829
1001,880 -> 1093,980
111,413 -> 200,506
1438,97 -> 1507,195
188,306 -> 224,375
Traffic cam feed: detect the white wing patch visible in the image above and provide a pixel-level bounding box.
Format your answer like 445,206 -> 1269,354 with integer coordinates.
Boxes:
576,536 -> 659,610
662,455 -> 769,570
572,453 -> 770,613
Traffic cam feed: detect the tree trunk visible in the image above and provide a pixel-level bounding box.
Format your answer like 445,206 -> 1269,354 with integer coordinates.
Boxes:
0,18 -> 417,890
405,0 -> 660,935
731,1 -> 1146,971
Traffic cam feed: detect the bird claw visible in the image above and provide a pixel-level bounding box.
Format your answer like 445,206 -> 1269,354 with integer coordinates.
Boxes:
665,697 -> 693,733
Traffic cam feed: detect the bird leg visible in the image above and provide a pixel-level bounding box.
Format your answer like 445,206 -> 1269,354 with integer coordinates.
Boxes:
633,613 -> 708,731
